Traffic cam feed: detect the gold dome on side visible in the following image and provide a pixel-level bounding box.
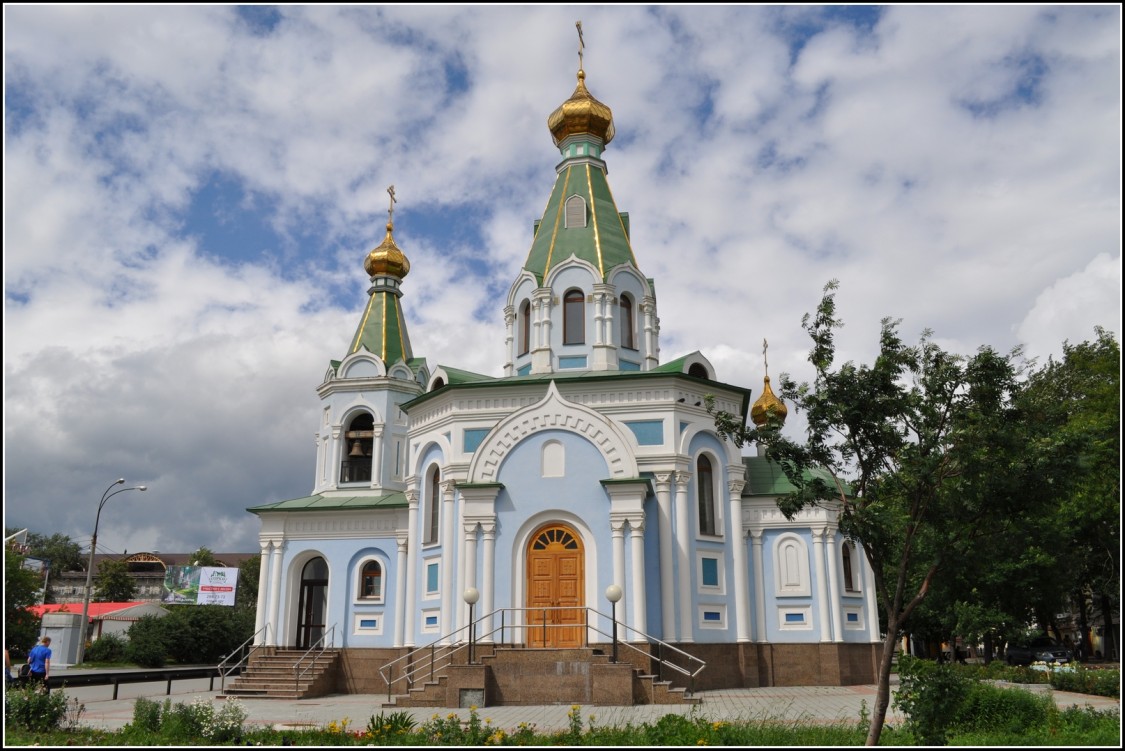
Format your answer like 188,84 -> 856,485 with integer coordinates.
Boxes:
364,221 -> 411,279
548,69 -> 615,147
750,375 -> 788,427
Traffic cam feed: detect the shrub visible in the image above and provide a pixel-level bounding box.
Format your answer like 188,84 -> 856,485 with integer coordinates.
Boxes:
893,654 -> 973,745
4,684 -> 73,733
1049,666 -> 1120,698
85,632 -> 127,663
160,605 -> 256,665
952,680 -> 1053,733
124,616 -> 169,667
128,696 -> 163,734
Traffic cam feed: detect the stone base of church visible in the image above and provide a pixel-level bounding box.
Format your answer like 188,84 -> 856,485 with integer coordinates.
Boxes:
333,641 -> 881,696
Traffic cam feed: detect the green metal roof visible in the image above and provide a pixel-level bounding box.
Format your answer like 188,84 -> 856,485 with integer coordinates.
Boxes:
438,366 -> 494,385
523,162 -> 638,283
247,492 -> 407,514
742,456 -> 853,498
347,289 -> 413,365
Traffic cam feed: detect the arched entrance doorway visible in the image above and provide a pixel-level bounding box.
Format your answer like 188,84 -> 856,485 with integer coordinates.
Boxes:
296,557 -> 328,649
525,523 -> 585,648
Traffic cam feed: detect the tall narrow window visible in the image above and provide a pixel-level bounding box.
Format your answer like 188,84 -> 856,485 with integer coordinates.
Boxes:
564,290 -> 585,345
619,294 -> 635,350
518,300 -> 531,356
842,542 -> 856,592
360,560 -> 382,600
697,455 -> 717,536
564,195 -> 587,228
425,465 -> 441,544
340,413 -> 374,484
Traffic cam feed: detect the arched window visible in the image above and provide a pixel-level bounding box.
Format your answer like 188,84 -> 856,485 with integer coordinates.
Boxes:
563,290 -> 585,345
425,465 -> 441,545
430,377 -> 445,391
697,455 -> 717,536
360,560 -> 383,600
842,542 -> 858,592
341,413 -> 374,483
564,195 -> 587,228
518,300 -> 531,356
619,294 -> 635,350
688,363 -> 708,379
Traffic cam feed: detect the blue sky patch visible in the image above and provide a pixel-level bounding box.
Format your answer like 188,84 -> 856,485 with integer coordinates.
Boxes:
959,52 -> 1049,118
235,5 -> 283,36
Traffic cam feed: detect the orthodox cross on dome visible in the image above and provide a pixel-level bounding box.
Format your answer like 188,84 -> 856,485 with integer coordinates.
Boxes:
576,20 -> 584,70
387,185 -> 397,224
763,338 -> 770,378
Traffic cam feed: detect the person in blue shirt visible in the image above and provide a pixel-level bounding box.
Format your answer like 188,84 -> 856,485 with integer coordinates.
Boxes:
26,636 -> 51,689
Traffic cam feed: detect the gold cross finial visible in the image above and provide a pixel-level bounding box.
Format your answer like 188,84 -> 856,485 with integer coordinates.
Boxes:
763,338 -> 769,377
387,185 -> 397,224
576,20 -> 585,70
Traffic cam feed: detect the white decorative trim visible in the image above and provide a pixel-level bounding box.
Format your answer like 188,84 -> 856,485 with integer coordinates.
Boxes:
698,604 -> 727,630
779,605 -> 813,631
696,551 -> 725,595
467,382 -> 638,482
843,606 -> 865,630
774,533 -> 811,597
353,554 -> 388,604
353,612 -> 384,635
421,608 -> 441,634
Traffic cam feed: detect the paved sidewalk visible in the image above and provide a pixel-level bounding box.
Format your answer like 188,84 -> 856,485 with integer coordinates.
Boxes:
67,679 -> 1118,735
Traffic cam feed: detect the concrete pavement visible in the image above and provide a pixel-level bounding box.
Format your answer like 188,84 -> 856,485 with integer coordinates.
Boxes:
49,669 -> 1118,735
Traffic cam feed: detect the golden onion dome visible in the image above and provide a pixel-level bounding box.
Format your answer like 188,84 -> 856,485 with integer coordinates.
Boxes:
750,375 -> 788,427
364,221 -> 411,279
548,69 -> 615,147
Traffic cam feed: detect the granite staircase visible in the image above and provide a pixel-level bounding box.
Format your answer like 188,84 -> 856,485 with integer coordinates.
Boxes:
221,647 -> 340,699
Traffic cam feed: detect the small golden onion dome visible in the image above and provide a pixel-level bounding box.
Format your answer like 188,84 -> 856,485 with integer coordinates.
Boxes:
364,221 -> 411,279
750,375 -> 788,427
548,69 -> 615,147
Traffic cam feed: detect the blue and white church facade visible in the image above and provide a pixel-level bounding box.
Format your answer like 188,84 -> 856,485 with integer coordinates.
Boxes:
248,61 -> 880,690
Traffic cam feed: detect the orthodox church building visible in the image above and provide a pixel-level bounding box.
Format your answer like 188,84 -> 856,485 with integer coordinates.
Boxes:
247,54 -> 880,690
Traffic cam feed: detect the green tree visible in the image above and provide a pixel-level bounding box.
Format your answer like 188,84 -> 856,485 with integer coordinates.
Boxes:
236,554 -> 261,610
710,280 -> 1059,745
5,551 -> 43,657
189,546 -> 220,567
24,532 -> 85,573
94,559 -> 137,602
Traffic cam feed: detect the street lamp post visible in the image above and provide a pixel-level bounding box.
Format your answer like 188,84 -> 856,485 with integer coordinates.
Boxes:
76,479 -> 147,665
605,584 -> 623,664
463,588 -> 480,664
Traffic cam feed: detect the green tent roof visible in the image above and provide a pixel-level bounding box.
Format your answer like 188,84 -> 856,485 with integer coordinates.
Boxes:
742,455 -> 853,497
247,492 -> 407,514
347,289 -> 413,365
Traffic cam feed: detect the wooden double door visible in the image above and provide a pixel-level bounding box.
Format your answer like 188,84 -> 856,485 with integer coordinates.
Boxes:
526,523 -> 585,648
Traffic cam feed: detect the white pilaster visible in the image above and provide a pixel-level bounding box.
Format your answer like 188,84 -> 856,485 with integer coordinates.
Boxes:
654,473 -> 676,640
503,305 -> 515,377
611,517 -> 627,623
727,479 -> 751,642
628,518 -> 647,636
440,480 -> 456,641
267,540 -> 284,646
812,527 -> 831,642
751,529 -> 767,642
462,521 -> 479,633
674,471 -> 694,642
254,541 -> 270,645
371,426 -> 384,489
404,488 -> 419,646
329,426 -> 342,488
394,535 -> 408,647
481,522 -> 496,643
825,530 -> 843,642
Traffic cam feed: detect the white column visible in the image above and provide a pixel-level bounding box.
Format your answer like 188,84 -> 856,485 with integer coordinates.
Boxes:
825,530 -> 843,642
462,521 -> 479,635
862,544 -> 880,642
267,540 -> 284,646
394,535 -> 408,647
812,527 -> 831,642
404,488 -> 419,646
674,471 -> 694,642
727,480 -> 751,642
440,480 -> 456,641
371,427 -> 384,489
628,518 -> 647,636
315,434 -> 326,488
503,305 -> 515,377
593,290 -> 605,346
751,530 -> 767,642
654,473 -> 676,641
254,541 -> 270,645
611,518 -> 627,625
481,522 -> 496,643
329,426 -> 342,487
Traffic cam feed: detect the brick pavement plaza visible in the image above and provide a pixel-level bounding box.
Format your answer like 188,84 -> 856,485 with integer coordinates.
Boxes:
60,675 -> 1119,736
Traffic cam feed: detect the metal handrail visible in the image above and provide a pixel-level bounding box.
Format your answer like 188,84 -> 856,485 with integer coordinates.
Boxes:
218,623 -> 269,692
294,624 -> 336,692
380,606 -> 708,700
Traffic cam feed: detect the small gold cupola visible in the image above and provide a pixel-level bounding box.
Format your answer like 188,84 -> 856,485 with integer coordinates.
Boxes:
547,21 -> 615,147
750,339 -> 788,427
364,185 -> 411,280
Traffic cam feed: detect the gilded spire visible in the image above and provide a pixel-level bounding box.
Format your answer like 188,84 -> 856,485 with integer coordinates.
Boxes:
364,185 -> 411,279
547,21 -> 615,147
751,339 -> 788,427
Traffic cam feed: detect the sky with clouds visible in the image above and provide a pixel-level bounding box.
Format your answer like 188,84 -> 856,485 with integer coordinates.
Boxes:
4,5 -> 1120,558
